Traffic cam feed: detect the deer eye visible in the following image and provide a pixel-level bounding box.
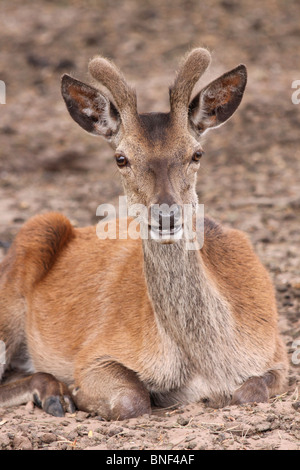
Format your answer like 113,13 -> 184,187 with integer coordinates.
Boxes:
115,154 -> 128,167
192,150 -> 204,162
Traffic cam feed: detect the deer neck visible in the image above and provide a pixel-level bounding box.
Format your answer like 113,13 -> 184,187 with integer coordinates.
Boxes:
142,238 -> 234,359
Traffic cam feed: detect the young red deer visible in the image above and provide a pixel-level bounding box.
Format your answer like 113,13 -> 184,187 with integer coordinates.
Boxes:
0,49 -> 288,420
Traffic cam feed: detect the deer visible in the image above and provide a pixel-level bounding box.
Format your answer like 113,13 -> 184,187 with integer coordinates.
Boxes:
0,48 -> 288,420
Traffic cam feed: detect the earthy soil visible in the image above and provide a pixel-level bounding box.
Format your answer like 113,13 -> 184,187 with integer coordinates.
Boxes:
0,0 -> 299,451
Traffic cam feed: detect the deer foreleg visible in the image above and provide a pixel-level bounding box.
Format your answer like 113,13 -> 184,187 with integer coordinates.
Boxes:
0,372 -> 76,417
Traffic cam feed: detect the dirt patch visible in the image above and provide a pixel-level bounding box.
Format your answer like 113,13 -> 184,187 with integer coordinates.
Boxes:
0,399 -> 300,450
0,0 -> 299,451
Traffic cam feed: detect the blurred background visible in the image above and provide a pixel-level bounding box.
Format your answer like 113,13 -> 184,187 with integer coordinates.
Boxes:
0,0 -> 299,373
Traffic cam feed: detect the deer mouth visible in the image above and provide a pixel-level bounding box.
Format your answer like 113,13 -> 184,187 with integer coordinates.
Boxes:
147,203 -> 183,241
149,223 -> 183,241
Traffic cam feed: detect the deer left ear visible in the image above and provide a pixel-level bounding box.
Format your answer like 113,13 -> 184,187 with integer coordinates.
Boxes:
61,74 -> 121,143
188,64 -> 247,137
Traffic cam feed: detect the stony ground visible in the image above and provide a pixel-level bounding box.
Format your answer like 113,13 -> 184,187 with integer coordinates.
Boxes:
0,0 -> 299,450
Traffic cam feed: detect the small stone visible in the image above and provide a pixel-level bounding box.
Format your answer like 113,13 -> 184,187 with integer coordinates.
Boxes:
177,416 -> 189,426
185,435 -> 195,442
13,435 -> 33,450
40,433 -> 57,444
276,284 -> 289,293
292,402 -> 300,412
186,441 -> 197,449
75,411 -> 89,422
108,426 -> 123,437
0,434 -> 10,449
255,422 -> 271,433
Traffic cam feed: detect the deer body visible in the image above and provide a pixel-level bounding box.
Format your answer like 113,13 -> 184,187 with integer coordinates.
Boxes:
0,49 -> 288,419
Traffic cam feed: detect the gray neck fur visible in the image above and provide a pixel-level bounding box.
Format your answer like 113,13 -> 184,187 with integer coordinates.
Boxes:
142,238 -> 235,367
141,238 -> 269,404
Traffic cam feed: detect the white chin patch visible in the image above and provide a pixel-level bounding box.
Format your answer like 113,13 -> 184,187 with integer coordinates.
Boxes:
150,225 -> 183,242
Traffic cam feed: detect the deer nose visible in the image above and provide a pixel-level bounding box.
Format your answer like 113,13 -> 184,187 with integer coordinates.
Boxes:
150,204 -> 182,232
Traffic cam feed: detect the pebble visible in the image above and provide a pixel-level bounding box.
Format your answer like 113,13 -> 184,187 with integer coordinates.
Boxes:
177,416 -> 189,426
255,422 -> 271,433
13,435 -> 33,450
75,411 -> 89,422
276,284 -> 289,293
0,434 -> 10,449
292,402 -> 300,412
40,432 -> 57,444
108,426 -> 123,437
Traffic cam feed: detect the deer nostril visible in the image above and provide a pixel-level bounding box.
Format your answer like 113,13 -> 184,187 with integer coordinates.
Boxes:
158,212 -> 174,230
171,205 -> 181,221
151,204 -> 182,231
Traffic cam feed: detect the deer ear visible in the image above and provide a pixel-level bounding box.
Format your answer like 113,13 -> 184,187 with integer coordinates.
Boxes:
61,74 -> 121,143
188,64 -> 247,137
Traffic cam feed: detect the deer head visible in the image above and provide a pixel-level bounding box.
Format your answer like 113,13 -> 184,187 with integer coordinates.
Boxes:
61,48 -> 247,241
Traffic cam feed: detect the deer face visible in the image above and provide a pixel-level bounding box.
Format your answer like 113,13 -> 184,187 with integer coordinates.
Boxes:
116,113 -> 203,205
111,114 -> 201,239
61,49 -> 247,241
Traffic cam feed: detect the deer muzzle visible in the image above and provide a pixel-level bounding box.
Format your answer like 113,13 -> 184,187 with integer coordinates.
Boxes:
149,203 -> 183,241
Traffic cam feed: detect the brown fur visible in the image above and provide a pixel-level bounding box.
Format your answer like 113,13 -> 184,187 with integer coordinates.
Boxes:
0,49 -> 288,420
169,48 -> 211,115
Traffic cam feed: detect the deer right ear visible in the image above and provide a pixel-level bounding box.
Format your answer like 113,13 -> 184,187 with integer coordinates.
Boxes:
188,64 -> 247,138
61,75 -> 121,143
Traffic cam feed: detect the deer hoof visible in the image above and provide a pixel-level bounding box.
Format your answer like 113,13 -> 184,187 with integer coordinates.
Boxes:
231,376 -> 269,405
